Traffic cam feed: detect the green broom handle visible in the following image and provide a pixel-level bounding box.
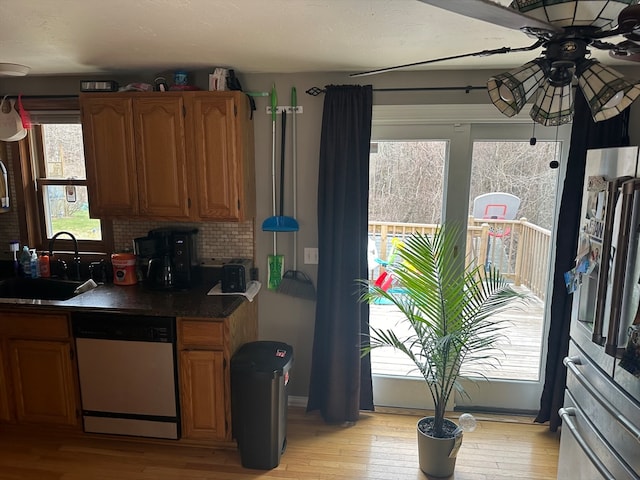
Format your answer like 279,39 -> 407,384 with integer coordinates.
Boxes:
291,87 -> 298,270
271,85 -> 278,255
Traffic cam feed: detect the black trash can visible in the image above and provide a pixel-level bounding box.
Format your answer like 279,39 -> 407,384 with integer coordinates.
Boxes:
231,340 -> 293,470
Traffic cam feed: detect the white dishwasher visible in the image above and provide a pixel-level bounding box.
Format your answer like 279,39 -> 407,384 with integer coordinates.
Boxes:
72,313 -> 180,439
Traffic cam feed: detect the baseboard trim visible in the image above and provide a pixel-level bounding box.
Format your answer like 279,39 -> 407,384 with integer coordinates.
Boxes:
288,395 -> 308,408
288,397 -> 537,425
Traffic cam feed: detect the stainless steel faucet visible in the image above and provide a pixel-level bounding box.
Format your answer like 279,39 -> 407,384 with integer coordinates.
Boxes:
49,231 -> 81,280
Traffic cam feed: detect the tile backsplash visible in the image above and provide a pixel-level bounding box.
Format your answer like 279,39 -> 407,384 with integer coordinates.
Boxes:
113,219 -> 255,262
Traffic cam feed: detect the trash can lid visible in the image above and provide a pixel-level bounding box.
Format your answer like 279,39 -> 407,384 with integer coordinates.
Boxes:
231,340 -> 293,374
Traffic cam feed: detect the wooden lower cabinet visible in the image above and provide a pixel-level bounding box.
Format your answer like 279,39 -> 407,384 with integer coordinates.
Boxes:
0,311 -> 79,427
0,301 -> 258,441
179,350 -> 226,439
177,300 -> 258,442
0,351 -> 11,422
9,340 -> 77,425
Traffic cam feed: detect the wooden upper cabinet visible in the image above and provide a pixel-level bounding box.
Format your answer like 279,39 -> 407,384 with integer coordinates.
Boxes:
81,96 -> 139,217
189,92 -> 256,221
191,94 -> 238,220
133,97 -> 190,218
80,91 -> 255,221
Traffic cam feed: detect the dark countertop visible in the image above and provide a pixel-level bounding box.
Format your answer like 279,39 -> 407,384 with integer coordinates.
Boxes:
0,280 -> 248,319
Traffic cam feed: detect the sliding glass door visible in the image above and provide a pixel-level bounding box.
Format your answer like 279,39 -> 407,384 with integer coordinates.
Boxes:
369,105 -> 571,412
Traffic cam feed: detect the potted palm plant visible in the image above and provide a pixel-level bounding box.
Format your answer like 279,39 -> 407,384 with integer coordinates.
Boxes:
360,224 -> 527,478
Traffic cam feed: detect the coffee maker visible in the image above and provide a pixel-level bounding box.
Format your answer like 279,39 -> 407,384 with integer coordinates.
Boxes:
133,228 -> 198,290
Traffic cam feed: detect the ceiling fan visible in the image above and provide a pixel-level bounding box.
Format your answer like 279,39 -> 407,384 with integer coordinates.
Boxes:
351,0 -> 640,126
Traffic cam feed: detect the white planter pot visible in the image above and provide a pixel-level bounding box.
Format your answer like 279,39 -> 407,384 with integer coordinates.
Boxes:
417,417 -> 461,478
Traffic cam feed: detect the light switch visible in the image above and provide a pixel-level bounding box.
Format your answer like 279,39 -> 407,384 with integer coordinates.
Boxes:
304,248 -> 318,265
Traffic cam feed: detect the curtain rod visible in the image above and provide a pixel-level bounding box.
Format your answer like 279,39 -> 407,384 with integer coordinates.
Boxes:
1,95 -> 78,99
305,85 -> 486,96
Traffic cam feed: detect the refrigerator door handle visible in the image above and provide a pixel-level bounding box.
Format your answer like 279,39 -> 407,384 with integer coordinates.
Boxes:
606,179 -> 640,357
564,356 -> 640,442
593,178 -> 627,345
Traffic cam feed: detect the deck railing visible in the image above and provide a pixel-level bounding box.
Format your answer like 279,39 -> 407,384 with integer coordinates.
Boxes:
368,217 -> 551,301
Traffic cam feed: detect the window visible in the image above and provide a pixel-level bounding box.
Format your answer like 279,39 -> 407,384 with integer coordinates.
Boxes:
35,124 -> 102,240
13,98 -> 112,254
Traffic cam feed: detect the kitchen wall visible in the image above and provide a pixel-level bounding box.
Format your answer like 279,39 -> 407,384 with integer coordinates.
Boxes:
3,66 -> 640,399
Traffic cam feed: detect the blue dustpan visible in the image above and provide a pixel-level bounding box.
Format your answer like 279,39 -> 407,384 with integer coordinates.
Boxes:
262,215 -> 299,232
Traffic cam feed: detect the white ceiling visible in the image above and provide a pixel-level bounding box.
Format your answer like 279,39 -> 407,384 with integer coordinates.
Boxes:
0,0 -> 635,77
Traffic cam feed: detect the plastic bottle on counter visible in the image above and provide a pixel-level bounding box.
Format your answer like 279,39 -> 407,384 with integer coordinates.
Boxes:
30,249 -> 40,278
9,241 -> 19,276
20,245 -> 31,277
39,252 -> 51,278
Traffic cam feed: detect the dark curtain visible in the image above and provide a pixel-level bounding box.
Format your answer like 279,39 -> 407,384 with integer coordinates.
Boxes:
535,90 -> 630,430
306,85 -> 374,423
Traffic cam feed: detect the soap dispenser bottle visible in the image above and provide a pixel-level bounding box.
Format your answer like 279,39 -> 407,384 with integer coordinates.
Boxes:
20,245 -> 31,277
30,249 -> 40,278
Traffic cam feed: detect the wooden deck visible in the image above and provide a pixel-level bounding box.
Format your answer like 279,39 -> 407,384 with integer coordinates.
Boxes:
368,287 -> 545,381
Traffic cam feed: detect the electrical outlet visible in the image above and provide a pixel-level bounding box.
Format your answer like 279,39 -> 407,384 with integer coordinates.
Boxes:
304,248 -> 318,265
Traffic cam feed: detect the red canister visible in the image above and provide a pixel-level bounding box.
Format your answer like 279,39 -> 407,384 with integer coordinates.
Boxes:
111,253 -> 138,286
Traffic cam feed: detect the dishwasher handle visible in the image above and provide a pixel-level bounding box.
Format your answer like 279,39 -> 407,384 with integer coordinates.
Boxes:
72,314 -> 176,343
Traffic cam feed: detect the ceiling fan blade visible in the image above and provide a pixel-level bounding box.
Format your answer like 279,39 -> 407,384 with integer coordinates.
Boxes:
418,0 -> 560,33
350,41 -> 542,77
610,39 -> 640,61
618,5 -> 640,35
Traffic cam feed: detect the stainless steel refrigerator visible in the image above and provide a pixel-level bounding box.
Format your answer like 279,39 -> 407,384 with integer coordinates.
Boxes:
558,147 -> 640,479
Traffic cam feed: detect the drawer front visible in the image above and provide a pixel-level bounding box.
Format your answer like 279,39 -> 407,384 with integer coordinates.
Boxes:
564,340 -> 640,478
0,312 -> 70,339
179,319 -> 224,348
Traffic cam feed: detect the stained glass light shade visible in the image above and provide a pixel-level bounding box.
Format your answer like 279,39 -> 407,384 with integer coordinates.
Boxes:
509,0 -> 637,29
578,60 -> 640,121
529,79 -> 574,126
487,60 -> 548,116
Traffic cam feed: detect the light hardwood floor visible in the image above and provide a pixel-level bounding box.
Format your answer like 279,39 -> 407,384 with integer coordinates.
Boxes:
0,407 -> 559,480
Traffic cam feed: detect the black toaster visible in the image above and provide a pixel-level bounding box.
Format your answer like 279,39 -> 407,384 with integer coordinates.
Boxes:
221,258 -> 252,293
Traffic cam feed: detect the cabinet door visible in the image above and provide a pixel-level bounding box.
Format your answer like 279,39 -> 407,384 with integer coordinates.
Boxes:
179,350 -> 227,440
0,344 -> 11,422
9,340 -> 78,426
190,94 -> 240,220
81,96 -> 139,217
134,97 -> 190,218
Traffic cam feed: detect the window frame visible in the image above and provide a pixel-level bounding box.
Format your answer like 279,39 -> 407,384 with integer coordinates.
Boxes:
11,97 -> 113,256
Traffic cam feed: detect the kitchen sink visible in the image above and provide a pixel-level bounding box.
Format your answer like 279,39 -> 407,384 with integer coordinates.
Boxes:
0,277 -> 88,301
